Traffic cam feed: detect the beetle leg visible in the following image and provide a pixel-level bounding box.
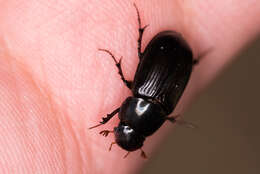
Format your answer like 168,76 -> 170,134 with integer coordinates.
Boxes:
100,107 -> 120,124
193,47 -> 213,66
123,151 -> 131,158
133,3 -> 149,59
192,59 -> 199,65
165,116 -> 176,123
109,142 -> 116,151
140,148 -> 147,158
99,49 -> 132,89
99,130 -> 114,137
89,107 -> 120,129
117,57 -> 132,89
166,115 -> 197,129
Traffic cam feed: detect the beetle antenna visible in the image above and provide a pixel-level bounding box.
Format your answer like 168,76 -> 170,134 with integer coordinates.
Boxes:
123,151 -> 130,158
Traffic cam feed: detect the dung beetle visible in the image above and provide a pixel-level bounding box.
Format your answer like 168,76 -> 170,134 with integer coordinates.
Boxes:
90,4 -> 199,158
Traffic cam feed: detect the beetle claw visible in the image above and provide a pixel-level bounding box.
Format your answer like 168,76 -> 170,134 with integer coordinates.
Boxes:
99,130 -> 113,137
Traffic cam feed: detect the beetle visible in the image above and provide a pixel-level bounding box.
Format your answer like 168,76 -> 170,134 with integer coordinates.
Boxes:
90,4 -> 199,158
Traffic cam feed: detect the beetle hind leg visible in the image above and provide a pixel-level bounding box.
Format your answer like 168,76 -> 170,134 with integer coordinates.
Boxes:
133,3 -> 149,59
98,49 -> 132,89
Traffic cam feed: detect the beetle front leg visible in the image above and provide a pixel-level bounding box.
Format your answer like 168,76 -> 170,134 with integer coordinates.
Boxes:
89,108 -> 120,129
100,130 -> 114,137
99,49 -> 132,89
133,3 -> 148,59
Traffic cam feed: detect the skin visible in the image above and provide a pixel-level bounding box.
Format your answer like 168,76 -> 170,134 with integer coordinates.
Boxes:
0,0 -> 260,173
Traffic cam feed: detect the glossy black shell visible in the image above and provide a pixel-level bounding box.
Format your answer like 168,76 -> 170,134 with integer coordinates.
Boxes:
132,31 -> 193,114
113,31 -> 194,152
119,97 -> 167,137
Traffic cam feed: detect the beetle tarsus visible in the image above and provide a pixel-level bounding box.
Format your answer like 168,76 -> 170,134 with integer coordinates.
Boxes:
100,130 -> 113,137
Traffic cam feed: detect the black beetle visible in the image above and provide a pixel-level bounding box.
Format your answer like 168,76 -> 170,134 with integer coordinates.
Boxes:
90,4 -> 199,158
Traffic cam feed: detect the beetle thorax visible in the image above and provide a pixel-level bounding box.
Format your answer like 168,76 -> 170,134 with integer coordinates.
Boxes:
118,97 -> 167,137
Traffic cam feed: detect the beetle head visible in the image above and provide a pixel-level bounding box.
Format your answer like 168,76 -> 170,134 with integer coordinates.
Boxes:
114,122 -> 145,152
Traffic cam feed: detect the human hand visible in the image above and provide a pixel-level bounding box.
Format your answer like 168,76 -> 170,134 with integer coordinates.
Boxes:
0,0 -> 259,173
